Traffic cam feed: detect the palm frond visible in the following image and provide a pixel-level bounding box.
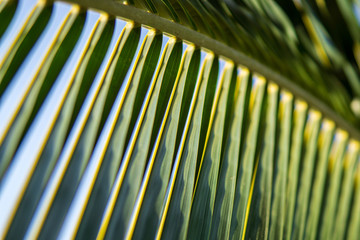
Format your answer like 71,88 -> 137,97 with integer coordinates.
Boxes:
0,0 -> 359,239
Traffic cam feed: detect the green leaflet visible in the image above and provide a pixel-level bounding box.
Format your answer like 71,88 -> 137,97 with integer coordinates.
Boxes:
209,68 -> 250,239
96,29 -> 163,239
319,130 -> 348,240
0,1 -> 52,96
158,53 -> 219,240
77,29 -> 161,238
54,22 -> 140,240
269,91 -> 293,240
292,110 -> 322,240
284,100 -> 308,240
38,19 -> 138,239
346,163 -> 360,240
245,83 -> 279,240
128,45 -> 200,240
74,22 -> 141,240
333,141 -> 359,240
230,76 -> 266,240
22,14 -> 114,240
33,12 -> 112,187
188,62 -> 236,239
104,38 -> 182,239
0,2 -> 58,176
305,119 -> 335,240
4,7 -> 86,239
96,29 -> 162,191
0,0 -> 17,39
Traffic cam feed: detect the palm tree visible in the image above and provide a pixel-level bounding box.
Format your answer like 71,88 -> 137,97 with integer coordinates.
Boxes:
0,0 -> 359,239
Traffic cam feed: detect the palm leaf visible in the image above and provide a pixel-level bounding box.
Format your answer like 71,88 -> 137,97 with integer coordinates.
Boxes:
0,0 -> 360,239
